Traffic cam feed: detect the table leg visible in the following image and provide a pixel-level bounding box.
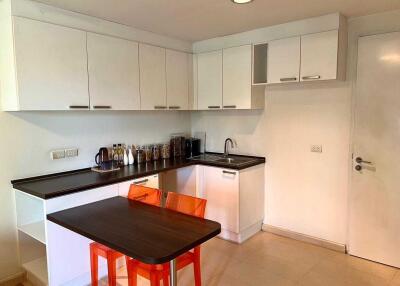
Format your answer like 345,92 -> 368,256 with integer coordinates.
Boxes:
169,259 -> 177,286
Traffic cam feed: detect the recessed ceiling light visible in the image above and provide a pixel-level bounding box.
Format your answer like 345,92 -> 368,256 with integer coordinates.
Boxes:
231,0 -> 254,4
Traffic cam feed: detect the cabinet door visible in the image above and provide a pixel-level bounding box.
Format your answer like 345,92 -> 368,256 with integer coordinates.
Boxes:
300,30 -> 339,81
223,45 -> 252,109
197,50 -> 223,110
267,36 -> 300,84
87,33 -> 140,110
13,17 -> 89,110
139,44 -> 167,110
202,166 -> 239,233
166,49 -> 189,110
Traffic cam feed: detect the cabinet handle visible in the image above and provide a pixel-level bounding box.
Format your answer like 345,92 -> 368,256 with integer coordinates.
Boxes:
280,77 -> 297,82
223,105 -> 236,109
69,105 -> 89,109
208,106 -> 221,109
302,75 -> 321,80
134,179 -> 149,185
93,105 -> 112,109
154,106 -> 167,110
222,170 -> 236,175
168,106 -> 181,110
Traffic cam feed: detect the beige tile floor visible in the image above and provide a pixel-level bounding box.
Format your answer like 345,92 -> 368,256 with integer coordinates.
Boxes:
100,232 -> 399,286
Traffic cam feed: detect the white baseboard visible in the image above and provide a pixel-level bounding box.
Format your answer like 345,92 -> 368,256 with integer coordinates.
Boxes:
0,271 -> 26,285
218,221 -> 263,244
262,224 -> 346,253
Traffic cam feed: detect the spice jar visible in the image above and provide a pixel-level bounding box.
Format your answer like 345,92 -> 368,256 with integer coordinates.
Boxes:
161,143 -> 170,159
152,144 -> 160,161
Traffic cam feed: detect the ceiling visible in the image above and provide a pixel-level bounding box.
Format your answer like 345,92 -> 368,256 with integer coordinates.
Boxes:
35,0 -> 400,42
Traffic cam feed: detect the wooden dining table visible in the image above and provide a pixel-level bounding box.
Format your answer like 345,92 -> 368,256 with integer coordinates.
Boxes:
47,196 -> 221,286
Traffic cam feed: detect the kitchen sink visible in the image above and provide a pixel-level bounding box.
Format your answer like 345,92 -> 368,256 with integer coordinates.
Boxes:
191,154 -> 259,166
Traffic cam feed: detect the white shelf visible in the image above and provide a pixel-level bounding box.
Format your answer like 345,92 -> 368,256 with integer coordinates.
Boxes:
22,257 -> 48,286
18,221 -> 46,244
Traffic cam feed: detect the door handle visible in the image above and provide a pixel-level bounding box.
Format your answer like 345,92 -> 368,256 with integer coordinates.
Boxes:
134,179 -> 149,185
302,75 -> 321,80
355,157 -> 372,164
222,170 -> 236,175
93,105 -> 112,109
280,77 -> 297,82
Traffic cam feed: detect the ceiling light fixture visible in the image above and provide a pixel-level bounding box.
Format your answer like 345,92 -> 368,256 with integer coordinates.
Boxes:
231,0 -> 254,4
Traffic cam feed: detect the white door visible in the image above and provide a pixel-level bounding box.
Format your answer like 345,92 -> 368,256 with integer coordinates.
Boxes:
166,49 -> 189,110
300,30 -> 338,82
13,17 -> 89,110
139,44 -> 167,110
223,45 -> 252,109
349,32 -> 400,268
267,36 -> 300,84
87,33 -> 140,110
202,166 -> 239,233
197,50 -> 223,110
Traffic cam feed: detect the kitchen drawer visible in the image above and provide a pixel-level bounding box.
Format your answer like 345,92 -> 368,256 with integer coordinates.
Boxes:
118,174 -> 159,197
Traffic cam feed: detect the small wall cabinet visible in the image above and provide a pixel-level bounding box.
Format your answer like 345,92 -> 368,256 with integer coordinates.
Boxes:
197,50 -> 223,110
139,44 -> 167,110
254,28 -> 347,85
267,37 -> 301,84
223,45 -> 265,109
9,17 -> 89,111
87,33 -> 140,110
166,50 -> 189,110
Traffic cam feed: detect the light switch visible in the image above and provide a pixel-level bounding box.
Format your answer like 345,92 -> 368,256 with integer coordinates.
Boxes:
51,150 -> 65,160
310,145 -> 322,153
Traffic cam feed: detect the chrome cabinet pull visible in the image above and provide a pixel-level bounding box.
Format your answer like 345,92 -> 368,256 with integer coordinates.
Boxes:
134,179 -> 149,185
280,77 -> 297,82
208,106 -> 221,109
168,106 -> 181,110
69,105 -> 89,109
93,105 -> 112,109
222,170 -> 236,175
154,106 -> 167,110
223,105 -> 237,109
302,75 -> 321,80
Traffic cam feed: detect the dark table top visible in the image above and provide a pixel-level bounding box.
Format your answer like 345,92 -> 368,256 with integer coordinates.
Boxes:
47,197 -> 221,264
12,153 -> 265,199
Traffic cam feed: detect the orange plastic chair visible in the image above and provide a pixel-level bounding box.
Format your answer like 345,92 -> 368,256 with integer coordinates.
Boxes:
90,185 -> 162,286
125,192 -> 207,286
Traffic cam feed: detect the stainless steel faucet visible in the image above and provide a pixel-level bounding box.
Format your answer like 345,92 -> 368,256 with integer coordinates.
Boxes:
224,138 -> 235,157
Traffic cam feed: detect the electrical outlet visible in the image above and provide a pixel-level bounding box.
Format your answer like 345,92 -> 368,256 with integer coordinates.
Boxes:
311,145 -> 323,153
65,148 -> 79,158
51,150 -> 65,160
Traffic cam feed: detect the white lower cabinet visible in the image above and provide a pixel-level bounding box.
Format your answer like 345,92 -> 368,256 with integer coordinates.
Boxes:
199,164 -> 265,243
118,174 -> 159,197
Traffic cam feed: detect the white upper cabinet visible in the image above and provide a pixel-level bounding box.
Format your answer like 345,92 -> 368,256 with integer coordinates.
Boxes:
139,44 -> 167,110
267,37 -> 300,84
223,45 -> 252,109
12,17 -> 89,111
197,50 -> 223,110
87,33 -> 140,110
300,30 -> 340,81
166,50 -> 189,110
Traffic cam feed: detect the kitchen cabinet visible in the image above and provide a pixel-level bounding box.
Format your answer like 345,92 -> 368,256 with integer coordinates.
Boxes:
139,44 -> 167,110
118,174 -> 159,197
5,17 -> 89,111
223,45 -> 265,109
166,50 -> 189,110
197,50 -> 223,110
87,33 -> 140,110
300,30 -> 342,81
267,37 -> 301,84
200,164 -> 264,243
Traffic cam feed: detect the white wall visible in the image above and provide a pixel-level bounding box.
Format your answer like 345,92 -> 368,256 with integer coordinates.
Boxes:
192,81 -> 351,244
192,9 -> 400,246
0,111 -> 191,280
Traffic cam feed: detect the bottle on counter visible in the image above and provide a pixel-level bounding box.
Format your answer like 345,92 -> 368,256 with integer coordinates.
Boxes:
122,146 -> 129,166
112,144 -> 118,167
128,147 -> 134,165
117,144 -> 123,166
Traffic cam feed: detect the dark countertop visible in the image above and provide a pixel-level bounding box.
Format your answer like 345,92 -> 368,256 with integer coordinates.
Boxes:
12,153 -> 265,199
47,197 -> 221,264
